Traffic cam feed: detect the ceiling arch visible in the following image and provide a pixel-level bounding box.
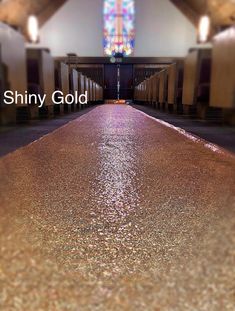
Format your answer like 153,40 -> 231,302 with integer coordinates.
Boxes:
0,0 -> 234,33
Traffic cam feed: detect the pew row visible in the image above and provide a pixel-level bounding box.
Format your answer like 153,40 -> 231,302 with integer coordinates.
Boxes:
0,24 -> 104,125
134,51 -> 223,121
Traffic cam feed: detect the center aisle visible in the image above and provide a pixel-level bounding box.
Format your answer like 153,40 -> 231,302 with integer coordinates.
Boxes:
0,104 -> 234,310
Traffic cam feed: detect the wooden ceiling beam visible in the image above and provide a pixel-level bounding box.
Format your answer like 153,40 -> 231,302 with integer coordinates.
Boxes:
0,0 -> 68,31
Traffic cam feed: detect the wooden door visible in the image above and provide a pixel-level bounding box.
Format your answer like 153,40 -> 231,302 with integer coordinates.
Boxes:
104,64 -> 133,100
104,64 -> 118,100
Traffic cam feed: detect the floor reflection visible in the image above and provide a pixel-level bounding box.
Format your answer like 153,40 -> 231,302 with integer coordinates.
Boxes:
94,109 -> 141,223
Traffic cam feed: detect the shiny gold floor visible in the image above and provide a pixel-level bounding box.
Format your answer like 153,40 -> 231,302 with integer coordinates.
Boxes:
0,105 -> 234,310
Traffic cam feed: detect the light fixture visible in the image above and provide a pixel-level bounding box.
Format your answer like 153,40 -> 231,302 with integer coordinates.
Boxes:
198,0 -> 211,44
27,15 -> 39,43
198,15 -> 211,43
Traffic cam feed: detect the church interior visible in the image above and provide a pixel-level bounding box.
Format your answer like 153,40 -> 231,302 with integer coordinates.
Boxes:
0,0 -> 235,310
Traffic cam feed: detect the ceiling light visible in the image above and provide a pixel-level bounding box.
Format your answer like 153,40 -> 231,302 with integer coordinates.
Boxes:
198,15 -> 211,43
27,15 -> 39,43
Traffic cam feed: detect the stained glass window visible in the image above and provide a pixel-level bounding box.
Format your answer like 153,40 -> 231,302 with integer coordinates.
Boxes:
103,0 -> 135,57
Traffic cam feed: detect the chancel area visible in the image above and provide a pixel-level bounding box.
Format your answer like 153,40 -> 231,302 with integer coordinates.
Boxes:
0,0 -> 235,310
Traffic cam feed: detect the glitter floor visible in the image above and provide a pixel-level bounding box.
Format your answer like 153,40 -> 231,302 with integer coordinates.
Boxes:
0,105 -> 234,310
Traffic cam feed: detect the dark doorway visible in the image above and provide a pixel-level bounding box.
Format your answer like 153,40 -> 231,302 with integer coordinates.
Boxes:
104,64 -> 133,100
104,64 -> 118,100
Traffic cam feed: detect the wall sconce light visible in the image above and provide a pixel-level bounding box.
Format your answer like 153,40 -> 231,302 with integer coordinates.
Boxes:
27,15 -> 39,43
198,15 -> 211,43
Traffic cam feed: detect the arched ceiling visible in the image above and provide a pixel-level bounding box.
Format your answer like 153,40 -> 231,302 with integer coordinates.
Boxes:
0,0 -> 234,33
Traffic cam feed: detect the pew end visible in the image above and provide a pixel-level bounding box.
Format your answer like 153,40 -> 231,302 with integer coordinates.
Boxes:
159,69 -> 168,111
210,26 -> 235,125
54,60 -> 70,115
182,48 -> 213,118
69,68 -> 79,112
27,48 -> 55,120
0,22 -> 27,124
167,61 -> 184,114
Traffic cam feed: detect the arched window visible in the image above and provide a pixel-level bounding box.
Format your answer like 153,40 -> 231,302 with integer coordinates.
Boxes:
103,0 -> 135,57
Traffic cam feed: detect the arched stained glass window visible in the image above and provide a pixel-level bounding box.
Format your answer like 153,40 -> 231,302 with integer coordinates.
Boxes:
103,0 -> 135,57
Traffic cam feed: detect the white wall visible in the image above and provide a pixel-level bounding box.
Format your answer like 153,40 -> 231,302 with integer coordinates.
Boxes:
36,0 -> 196,57
38,0 -> 104,57
135,0 -> 196,57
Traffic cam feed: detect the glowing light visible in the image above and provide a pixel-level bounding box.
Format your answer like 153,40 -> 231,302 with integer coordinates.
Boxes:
103,0 -> 135,56
198,15 -> 210,43
27,15 -> 39,43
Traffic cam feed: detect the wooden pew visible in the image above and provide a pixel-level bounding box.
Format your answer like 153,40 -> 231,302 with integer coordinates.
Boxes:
143,80 -> 147,103
95,83 -> 99,102
142,80 -> 147,104
54,61 -> 70,114
149,75 -> 155,107
84,76 -> 88,105
135,81 -> 145,104
152,73 -> 159,108
210,26 -> 235,124
147,77 -> 151,105
27,48 -> 55,119
95,84 -> 99,102
98,84 -> 103,102
138,83 -> 142,103
146,78 -> 152,106
134,85 -> 137,101
134,84 -> 139,102
69,68 -> 79,111
89,79 -> 93,104
90,79 -> 93,104
93,82 -> 97,103
182,48 -> 212,117
93,81 -> 96,103
141,82 -> 145,102
141,81 -> 146,103
85,77 -> 90,105
0,22 -> 27,124
78,73 -> 85,109
95,82 -> 98,103
0,51 -> 9,123
97,84 -> 103,102
134,84 -> 140,102
159,69 -> 168,110
167,61 -> 184,113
